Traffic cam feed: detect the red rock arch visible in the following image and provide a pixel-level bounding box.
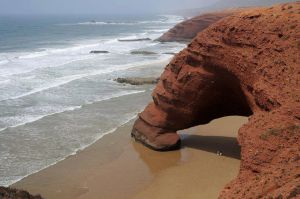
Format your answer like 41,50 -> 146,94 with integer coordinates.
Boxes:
132,2 -> 300,198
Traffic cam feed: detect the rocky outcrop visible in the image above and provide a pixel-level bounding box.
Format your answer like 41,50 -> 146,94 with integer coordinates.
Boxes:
162,52 -> 177,55
0,187 -> 43,199
90,50 -> 109,54
157,9 -> 242,42
132,2 -> 300,198
130,51 -> 157,55
118,38 -> 151,42
115,77 -> 159,85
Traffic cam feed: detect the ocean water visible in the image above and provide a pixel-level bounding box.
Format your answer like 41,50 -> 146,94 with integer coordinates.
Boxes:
0,14 -> 186,186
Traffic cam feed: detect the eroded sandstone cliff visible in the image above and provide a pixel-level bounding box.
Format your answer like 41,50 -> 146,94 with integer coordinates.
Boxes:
132,2 -> 300,198
157,9 -> 242,42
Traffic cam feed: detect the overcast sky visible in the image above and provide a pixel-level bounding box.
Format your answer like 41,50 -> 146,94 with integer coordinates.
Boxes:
0,0 -> 218,15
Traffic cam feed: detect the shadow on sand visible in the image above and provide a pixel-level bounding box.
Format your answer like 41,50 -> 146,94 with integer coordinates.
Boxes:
131,133 -> 241,175
180,134 -> 241,160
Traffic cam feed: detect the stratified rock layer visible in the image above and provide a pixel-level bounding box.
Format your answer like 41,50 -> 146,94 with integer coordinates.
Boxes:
157,9 -> 242,42
132,2 -> 300,198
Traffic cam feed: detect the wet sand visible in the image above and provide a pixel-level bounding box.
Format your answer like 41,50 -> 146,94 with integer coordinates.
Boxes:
13,116 -> 248,199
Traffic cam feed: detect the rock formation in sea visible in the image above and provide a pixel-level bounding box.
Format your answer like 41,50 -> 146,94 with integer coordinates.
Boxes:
0,187 -> 43,199
118,38 -> 151,42
157,9 -> 242,42
132,2 -> 300,198
130,51 -> 157,55
115,77 -> 159,85
90,50 -> 109,54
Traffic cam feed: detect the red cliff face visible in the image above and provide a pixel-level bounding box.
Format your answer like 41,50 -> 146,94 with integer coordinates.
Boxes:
157,9 -> 242,42
132,2 -> 300,198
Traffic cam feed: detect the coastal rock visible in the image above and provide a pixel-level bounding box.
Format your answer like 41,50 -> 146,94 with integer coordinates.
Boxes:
115,77 -> 159,85
0,187 -> 43,199
90,50 -> 109,54
130,51 -> 157,55
132,2 -> 300,198
157,9 -> 242,42
162,52 -> 177,55
118,38 -> 151,42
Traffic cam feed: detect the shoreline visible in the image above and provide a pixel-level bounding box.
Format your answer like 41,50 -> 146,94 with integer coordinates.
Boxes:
12,118 -> 154,199
12,115 -> 248,199
4,114 -> 139,187
0,57 -> 171,187
1,88 -> 153,187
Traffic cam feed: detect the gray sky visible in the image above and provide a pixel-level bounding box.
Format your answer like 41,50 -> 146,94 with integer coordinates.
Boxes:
0,0 -> 218,15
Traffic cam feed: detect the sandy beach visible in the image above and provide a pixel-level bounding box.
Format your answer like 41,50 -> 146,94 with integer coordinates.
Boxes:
12,115 -> 248,199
